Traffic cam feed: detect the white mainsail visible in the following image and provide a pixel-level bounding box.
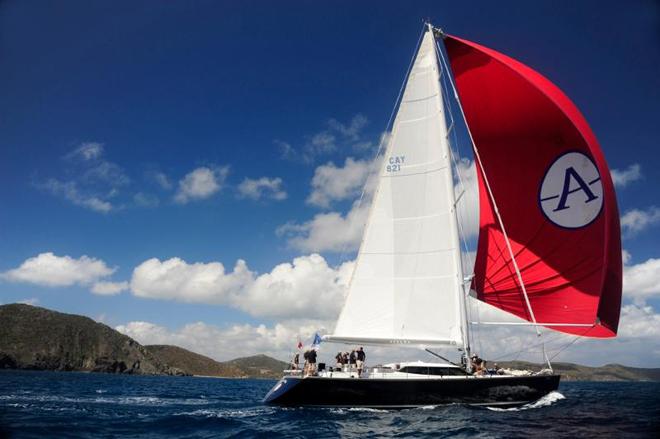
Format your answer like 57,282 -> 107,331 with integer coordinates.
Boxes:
326,28 -> 466,347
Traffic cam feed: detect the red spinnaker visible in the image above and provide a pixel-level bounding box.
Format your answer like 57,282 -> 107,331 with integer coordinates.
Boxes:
444,35 -> 621,337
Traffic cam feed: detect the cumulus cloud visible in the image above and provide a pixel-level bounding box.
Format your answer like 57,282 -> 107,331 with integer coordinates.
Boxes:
65,142 -> 104,161
149,171 -> 173,190
623,257 -> 660,305
91,281 -> 129,296
237,177 -> 287,201
174,166 -> 229,204
130,257 -> 254,304
129,254 -> 352,321
17,298 -> 40,306
1,252 -> 115,287
116,320 -> 328,362
278,114 -> 370,163
620,206 -> 660,236
82,161 -> 130,187
133,192 -> 159,208
307,157 -> 374,208
611,164 -> 642,187
39,142 -> 131,213
42,179 -> 113,213
277,201 -> 369,253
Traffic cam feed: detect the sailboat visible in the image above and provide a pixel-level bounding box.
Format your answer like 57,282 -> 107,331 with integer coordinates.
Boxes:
264,23 -> 622,407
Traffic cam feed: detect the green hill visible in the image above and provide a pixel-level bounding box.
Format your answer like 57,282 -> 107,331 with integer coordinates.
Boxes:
145,346 -> 288,379
0,304 -> 183,375
496,360 -> 660,381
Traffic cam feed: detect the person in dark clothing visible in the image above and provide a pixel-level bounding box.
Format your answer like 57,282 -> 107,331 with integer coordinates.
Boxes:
306,349 -> 317,376
349,350 -> 357,371
335,352 -> 343,370
356,347 -> 366,376
303,350 -> 310,375
292,352 -> 300,370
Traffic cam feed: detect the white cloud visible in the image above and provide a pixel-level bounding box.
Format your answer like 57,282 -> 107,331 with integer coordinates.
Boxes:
454,158 -> 479,239
41,142 -> 131,213
82,161 -> 130,187
621,206 -> 660,236
133,192 -> 159,208
174,166 -> 229,204
307,157 -> 374,208
151,171 -> 173,190
116,320 -> 326,362
1,252 -> 115,287
328,114 -> 368,142
241,255 -> 353,320
278,114 -> 370,163
129,254 -> 353,321
17,298 -> 40,306
130,257 -> 254,304
611,164 -> 642,187
91,281 -> 129,296
65,142 -> 104,161
237,177 -> 287,201
623,257 -> 660,305
43,179 -> 113,213
277,201 -> 369,253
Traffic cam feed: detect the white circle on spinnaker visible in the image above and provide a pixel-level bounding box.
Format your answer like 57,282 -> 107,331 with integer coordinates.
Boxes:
539,151 -> 603,229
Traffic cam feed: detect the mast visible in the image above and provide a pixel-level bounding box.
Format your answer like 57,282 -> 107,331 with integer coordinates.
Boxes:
428,23 -> 471,371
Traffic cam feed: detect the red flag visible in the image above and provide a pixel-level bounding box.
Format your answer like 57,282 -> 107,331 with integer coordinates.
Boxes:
297,340 -> 303,349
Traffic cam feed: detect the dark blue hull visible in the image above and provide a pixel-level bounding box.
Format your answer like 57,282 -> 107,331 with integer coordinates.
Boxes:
264,374 -> 561,408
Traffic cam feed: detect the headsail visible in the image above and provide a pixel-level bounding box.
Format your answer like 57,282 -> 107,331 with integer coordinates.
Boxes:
444,35 -> 622,337
325,28 -> 466,347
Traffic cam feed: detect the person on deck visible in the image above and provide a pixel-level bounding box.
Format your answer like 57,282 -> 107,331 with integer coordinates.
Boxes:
349,350 -> 357,371
356,347 -> 366,376
306,349 -> 317,377
292,352 -> 300,370
335,352 -> 344,370
303,350 -> 310,375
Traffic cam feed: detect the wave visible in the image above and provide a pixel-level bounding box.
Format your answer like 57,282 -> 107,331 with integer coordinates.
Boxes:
174,407 -> 276,419
486,391 -> 565,412
0,394 -> 211,407
329,407 -> 390,414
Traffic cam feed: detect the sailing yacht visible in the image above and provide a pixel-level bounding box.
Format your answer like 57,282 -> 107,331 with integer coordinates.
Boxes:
264,23 -> 622,407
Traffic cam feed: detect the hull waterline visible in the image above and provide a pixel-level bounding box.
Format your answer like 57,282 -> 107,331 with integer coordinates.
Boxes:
264,374 -> 561,408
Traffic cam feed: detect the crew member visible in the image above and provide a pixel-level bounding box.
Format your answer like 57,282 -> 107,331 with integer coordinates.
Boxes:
356,347 -> 366,376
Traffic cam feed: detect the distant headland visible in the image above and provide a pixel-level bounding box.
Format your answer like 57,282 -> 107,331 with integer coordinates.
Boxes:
0,304 -> 287,378
0,304 -> 657,381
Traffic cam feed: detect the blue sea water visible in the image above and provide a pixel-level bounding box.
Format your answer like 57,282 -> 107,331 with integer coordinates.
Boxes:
0,371 -> 658,438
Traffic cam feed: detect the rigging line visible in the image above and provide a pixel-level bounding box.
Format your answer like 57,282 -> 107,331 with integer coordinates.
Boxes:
436,36 -> 542,343
489,331 -> 566,362
336,24 -> 427,269
548,325 -> 595,361
425,349 -> 462,368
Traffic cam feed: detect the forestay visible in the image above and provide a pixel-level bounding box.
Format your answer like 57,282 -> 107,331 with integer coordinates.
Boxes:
325,28 -> 465,347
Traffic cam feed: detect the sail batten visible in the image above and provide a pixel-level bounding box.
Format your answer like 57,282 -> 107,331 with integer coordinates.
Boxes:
328,28 -> 465,347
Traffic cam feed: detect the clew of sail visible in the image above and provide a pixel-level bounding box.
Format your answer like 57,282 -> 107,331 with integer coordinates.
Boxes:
325,28 -> 466,347
444,35 -> 622,337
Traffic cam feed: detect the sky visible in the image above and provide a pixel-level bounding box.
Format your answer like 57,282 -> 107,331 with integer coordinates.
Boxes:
1,1 -> 659,367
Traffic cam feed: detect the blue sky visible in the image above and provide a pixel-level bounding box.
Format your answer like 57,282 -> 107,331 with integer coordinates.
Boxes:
1,1 -> 659,365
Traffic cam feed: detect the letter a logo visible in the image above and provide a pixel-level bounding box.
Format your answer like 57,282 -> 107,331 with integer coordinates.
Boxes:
539,152 -> 603,229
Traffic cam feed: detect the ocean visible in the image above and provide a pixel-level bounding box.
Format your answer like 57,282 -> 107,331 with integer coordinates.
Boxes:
0,370 -> 658,438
